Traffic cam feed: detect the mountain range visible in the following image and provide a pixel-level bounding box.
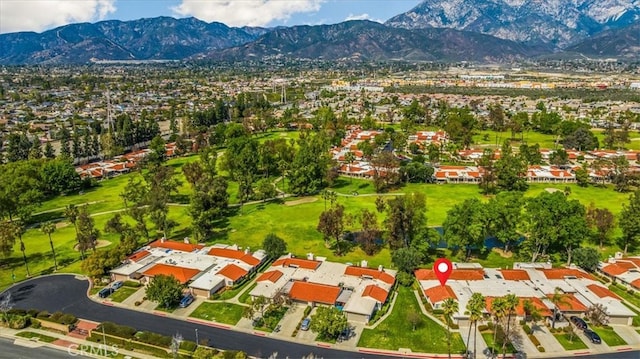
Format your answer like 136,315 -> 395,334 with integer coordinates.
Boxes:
0,0 -> 638,65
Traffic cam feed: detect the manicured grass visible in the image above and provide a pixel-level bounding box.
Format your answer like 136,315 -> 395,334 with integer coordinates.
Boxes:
473,130 -> 559,149
90,286 -> 105,295
554,333 -> 588,350
591,326 -> 627,346
189,302 -> 245,325
608,284 -> 640,309
239,283 -> 257,304
16,331 -> 57,343
482,330 -> 516,354
109,287 -> 138,303
358,286 -> 466,354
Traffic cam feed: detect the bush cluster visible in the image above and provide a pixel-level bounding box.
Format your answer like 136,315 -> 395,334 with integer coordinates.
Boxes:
528,334 -> 540,346
98,322 -> 136,339
36,311 -> 77,325
522,324 -> 532,335
135,331 -> 172,347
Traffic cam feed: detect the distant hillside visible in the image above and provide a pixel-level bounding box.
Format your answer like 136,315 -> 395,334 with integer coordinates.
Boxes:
564,23 -> 640,59
0,17 -> 259,64
207,20 -> 547,63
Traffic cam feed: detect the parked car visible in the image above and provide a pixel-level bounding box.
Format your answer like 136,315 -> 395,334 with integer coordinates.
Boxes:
570,316 -> 588,330
111,281 -> 124,290
98,287 -> 114,298
584,329 -> 602,344
179,293 -> 194,308
300,318 -> 311,331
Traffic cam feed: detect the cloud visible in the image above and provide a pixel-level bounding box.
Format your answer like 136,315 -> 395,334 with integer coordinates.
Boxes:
344,13 -> 382,23
0,0 -> 116,34
172,0 -> 324,27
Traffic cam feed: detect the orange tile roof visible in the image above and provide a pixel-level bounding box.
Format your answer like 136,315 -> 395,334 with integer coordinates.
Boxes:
143,263 -> 199,284
539,268 -> 594,280
257,270 -> 283,283
601,264 -> 628,276
128,250 -> 150,262
149,240 -> 204,253
272,258 -> 321,270
424,285 -> 457,304
288,281 -> 341,305
500,269 -> 530,281
362,285 -> 389,303
217,264 -> 248,282
208,248 -> 260,266
344,266 -> 395,285
415,268 -> 485,281
631,278 -> 640,290
546,293 -> 588,312
586,284 -> 620,300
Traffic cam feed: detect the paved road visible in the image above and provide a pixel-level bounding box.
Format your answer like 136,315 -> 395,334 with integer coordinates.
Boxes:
0,337 -> 89,359
2,275 -> 638,359
1,275 -> 388,359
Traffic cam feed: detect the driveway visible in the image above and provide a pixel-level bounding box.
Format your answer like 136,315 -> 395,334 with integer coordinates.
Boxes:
273,304 -> 306,338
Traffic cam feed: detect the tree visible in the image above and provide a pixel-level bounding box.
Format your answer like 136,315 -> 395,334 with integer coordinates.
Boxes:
575,167 -> 590,187
619,190 -> 640,255
549,149 -> 569,166
44,141 -> 55,159
391,247 -> 423,273
550,288 -> 568,329
443,198 -> 486,260
76,205 -> 99,259
501,294 -> 519,359
490,296 -> 507,353
495,141 -> 527,192
572,247 -> 600,272
611,155 -> 631,192
189,176 -> 229,241
309,306 -> 348,340
64,204 -> 80,241
0,221 -> 17,259
478,149 -> 497,195
370,151 -> 400,192
146,135 -> 166,168
41,159 -> 82,195
358,209 -> 381,255
407,310 -> 422,331
561,127 -> 599,151
316,204 -> 346,254
12,221 -> 30,277
485,192 -> 524,253
288,133 -> 332,195
523,299 -> 543,331
41,221 -> 58,271
466,292 -> 485,358
442,298 -> 459,359
383,193 -> 427,249
262,233 -> 287,259
586,205 -> 615,249
586,303 -> 609,327
145,274 -> 183,309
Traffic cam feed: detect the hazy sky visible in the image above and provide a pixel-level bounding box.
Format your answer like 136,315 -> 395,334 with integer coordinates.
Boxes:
0,0 -> 422,34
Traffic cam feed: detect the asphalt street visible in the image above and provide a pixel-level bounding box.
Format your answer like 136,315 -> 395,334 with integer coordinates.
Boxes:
1,274 -> 638,359
0,336 -> 89,359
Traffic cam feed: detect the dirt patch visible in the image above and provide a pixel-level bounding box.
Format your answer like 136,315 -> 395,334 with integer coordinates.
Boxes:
545,187 -> 561,193
55,222 -> 69,229
284,197 -> 318,206
74,239 -> 111,251
493,248 -> 513,258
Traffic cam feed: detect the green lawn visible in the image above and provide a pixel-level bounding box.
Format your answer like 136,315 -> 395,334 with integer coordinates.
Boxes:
358,286 -> 466,354
15,331 -> 57,343
481,330 -> 516,354
239,283 -> 257,304
109,287 -> 139,303
608,285 -> 640,309
189,302 -> 245,325
554,333 -> 588,350
591,326 -> 627,346
473,130 -> 559,149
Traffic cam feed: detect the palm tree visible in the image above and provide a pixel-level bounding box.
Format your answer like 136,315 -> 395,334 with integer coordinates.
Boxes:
442,297 -> 459,359
550,287 -> 569,329
491,296 -> 507,354
64,204 -> 81,258
501,294 -> 519,359
523,299 -> 543,333
14,221 -> 29,277
466,292 -> 485,359
41,221 -> 57,271
344,151 -> 356,182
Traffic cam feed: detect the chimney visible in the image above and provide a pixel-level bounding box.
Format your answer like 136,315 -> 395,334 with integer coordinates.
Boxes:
378,265 -> 383,272
307,253 -> 314,261
361,260 -> 368,268
245,248 -> 250,254
184,237 -> 189,244
160,237 -> 166,243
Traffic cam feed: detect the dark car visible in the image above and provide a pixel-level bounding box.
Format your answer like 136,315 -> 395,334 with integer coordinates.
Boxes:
98,287 -> 114,298
584,329 -> 602,344
570,316 -> 588,330
179,293 -> 194,308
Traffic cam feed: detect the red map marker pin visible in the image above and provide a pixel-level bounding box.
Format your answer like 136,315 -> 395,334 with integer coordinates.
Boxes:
434,258 -> 453,286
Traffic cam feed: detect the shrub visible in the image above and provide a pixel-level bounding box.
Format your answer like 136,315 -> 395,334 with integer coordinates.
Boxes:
396,272 -> 414,287
36,311 -> 50,319
180,340 -> 197,352
432,309 -> 444,315
27,309 -> 39,317
537,346 -> 545,352
30,319 -> 41,329
303,306 -> 312,317
135,331 -> 172,348
124,280 -> 142,288
134,301 -> 142,306
522,324 -> 532,335
99,322 -> 136,339
7,314 -> 29,329
528,334 -> 540,346
477,324 -> 489,332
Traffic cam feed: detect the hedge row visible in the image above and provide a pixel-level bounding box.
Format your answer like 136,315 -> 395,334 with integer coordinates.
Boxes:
123,280 -> 142,288
522,324 -> 532,335
528,334 -> 541,346
36,311 -> 77,325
